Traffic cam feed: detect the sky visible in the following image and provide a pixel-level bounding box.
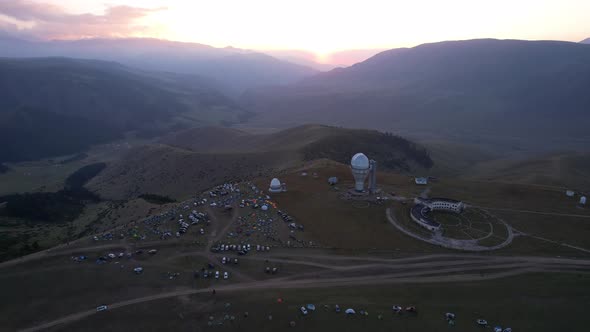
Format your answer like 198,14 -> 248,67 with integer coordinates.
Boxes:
1,0 -> 589,64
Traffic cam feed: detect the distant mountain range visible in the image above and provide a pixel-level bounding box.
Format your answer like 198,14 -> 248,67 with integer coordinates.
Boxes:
242,39 -> 590,153
264,49 -> 387,71
581,38 -> 590,44
0,57 -> 245,162
0,37 -> 318,96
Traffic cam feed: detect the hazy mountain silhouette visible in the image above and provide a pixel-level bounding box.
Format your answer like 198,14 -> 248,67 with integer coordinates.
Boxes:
263,50 -> 337,71
0,57 -> 244,162
242,39 -> 590,153
581,38 -> 590,44
0,37 -> 318,96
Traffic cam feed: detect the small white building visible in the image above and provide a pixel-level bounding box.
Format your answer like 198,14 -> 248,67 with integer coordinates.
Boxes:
269,178 -> 281,193
269,178 -> 286,193
415,177 -> 428,185
581,196 -> 587,205
566,190 -> 575,197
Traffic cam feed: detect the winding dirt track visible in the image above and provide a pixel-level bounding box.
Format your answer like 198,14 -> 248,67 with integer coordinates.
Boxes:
8,202 -> 590,332
14,247 -> 590,332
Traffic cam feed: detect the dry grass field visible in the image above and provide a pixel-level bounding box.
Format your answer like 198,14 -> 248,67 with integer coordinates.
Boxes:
41,273 -> 590,332
3,128 -> 590,332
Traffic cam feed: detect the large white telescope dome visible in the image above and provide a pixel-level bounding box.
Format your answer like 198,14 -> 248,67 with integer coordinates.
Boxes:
351,153 -> 370,170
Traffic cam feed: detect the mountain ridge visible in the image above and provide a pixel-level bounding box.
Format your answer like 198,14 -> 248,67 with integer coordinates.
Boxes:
0,36 -> 318,96
241,39 -> 590,153
0,57 -> 246,162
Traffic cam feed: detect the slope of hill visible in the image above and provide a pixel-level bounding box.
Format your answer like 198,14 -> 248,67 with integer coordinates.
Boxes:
581,38 -> 590,44
163,124 -> 433,169
242,39 -> 590,153
0,37 -> 318,96
0,57 -> 245,162
464,152 -> 590,189
92,125 -> 433,200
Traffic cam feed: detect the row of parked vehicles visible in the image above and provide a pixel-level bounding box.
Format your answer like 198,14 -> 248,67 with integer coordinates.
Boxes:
221,257 -> 238,265
195,269 -> 230,280
212,243 -> 271,255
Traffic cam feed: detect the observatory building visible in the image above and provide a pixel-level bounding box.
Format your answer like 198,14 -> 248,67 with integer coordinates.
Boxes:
269,178 -> 283,193
350,153 -> 378,193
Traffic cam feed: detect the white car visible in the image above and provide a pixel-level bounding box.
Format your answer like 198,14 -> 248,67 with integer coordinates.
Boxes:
223,272 -> 229,279
300,307 -> 308,315
215,271 -> 220,279
221,257 -> 226,264
96,305 -> 108,312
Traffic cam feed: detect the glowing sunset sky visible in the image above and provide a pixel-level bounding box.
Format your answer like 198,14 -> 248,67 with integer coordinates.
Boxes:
1,0 -> 589,64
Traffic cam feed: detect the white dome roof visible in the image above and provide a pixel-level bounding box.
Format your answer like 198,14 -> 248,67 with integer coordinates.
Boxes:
351,153 -> 369,169
270,178 -> 281,188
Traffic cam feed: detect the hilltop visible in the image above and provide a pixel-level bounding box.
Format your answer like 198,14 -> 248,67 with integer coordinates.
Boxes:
90,125 -> 433,200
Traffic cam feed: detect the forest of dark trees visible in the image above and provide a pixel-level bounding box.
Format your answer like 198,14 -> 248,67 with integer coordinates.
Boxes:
0,163 -> 106,223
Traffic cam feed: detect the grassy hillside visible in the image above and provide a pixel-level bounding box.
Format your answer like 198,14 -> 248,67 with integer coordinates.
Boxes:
92,125 -> 432,200
87,144 -> 297,200
464,152 -> 590,189
163,125 -> 432,169
0,57 -> 246,162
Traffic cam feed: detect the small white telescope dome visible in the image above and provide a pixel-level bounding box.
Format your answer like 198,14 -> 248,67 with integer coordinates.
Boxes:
269,178 -> 282,193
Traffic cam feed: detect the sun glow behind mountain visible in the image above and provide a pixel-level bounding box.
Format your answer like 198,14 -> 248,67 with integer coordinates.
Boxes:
1,0 -> 590,65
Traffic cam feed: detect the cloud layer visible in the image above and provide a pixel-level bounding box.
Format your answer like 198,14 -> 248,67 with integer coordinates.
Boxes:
0,0 -> 164,40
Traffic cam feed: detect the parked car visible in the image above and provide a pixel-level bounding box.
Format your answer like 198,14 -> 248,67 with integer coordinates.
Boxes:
300,307 -> 308,315
96,305 -> 108,312
215,271 -> 220,279
223,272 -> 229,279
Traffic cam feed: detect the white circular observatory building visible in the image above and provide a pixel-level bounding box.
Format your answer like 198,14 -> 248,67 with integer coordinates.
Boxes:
351,153 -> 370,192
269,178 -> 283,193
